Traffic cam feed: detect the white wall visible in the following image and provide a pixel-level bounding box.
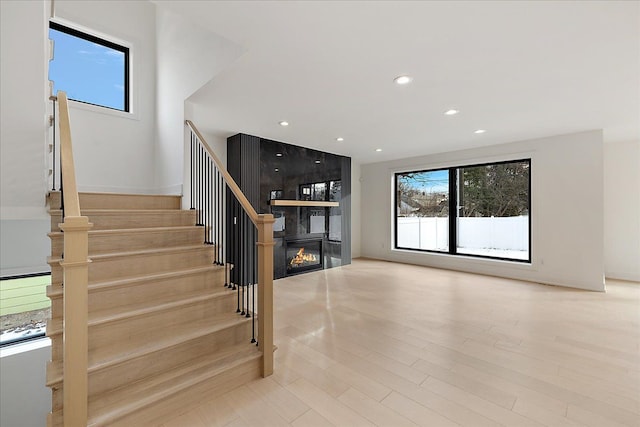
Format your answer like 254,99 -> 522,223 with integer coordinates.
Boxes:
361,131 -> 605,291
154,5 -> 244,196
185,100 -> 227,167
0,0 -> 50,276
604,140 -> 640,281
0,340 -> 51,427
54,0 -> 157,194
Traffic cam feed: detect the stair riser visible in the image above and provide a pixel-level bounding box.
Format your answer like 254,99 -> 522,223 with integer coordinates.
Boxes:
49,227 -> 206,257
48,356 -> 261,427
49,192 -> 182,210
50,320 -> 253,412
49,268 -> 226,320
50,210 -> 197,231
50,247 -> 214,284
49,297 -> 246,364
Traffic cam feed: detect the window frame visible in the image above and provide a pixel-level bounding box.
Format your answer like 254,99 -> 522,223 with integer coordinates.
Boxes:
49,21 -> 130,113
394,158 -> 532,263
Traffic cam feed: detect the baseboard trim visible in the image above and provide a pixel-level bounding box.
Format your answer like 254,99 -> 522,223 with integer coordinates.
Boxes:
605,272 -> 640,283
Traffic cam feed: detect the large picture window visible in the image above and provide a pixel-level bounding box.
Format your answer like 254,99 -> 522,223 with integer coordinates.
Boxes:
395,159 -> 531,262
49,22 -> 129,112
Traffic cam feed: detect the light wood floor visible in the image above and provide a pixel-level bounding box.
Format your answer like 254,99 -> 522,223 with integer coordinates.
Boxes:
160,258 -> 640,427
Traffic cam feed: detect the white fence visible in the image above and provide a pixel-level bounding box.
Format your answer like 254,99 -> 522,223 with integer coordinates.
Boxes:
397,215 -> 529,255
397,217 -> 449,251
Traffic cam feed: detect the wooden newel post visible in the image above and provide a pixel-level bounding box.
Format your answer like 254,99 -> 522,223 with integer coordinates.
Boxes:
256,213 -> 275,377
59,215 -> 92,427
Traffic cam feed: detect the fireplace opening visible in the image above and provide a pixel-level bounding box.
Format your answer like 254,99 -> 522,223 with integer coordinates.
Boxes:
286,238 -> 323,275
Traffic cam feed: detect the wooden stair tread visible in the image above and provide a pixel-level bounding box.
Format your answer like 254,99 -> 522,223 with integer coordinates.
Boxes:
48,208 -> 193,215
47,244 -> 210,265
48,225 -> 201,237
46,289 -> 236,336
47,265 -> 224,298
87,344 -> 260,426
48,192 -> 182,211
46,312 -> 255,387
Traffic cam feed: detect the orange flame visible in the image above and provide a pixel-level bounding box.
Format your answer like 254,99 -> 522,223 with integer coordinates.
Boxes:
289,247 -> 318,266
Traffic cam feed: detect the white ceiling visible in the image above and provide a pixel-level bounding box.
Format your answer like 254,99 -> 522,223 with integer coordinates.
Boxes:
159,0 -> 639,164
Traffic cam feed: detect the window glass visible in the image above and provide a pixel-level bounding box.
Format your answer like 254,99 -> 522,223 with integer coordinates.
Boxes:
49,22 -> 129,111
396,170 -> 449,251
457,160 -> 530,260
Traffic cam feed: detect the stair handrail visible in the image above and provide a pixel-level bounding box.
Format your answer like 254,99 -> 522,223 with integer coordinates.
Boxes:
185,120 -> 259,223
185,120 -> 275,377
55,91 -> 92,426
57,92 -> 80,217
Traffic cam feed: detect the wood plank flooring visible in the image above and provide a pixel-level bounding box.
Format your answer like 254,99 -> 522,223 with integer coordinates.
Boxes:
160,259 -> 640,427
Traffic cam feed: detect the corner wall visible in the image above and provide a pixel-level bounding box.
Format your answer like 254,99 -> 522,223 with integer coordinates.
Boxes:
361,131 -> 605,291
0,0 -> 50,276
154,5 -> 244,198
53,0 -> 158,194
604,140 -> 640,281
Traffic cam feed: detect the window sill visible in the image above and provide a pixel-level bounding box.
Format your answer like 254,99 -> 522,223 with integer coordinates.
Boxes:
0,337 -> 50,358
391,247 -> 534,269
68,99 -> 139,121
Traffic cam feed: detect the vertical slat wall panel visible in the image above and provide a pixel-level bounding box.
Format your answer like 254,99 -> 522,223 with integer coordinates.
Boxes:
341,157 -> 352,265
227,134 -> 261,290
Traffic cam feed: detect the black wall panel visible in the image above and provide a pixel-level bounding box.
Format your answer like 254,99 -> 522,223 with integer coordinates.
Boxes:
228,133 -> 351,279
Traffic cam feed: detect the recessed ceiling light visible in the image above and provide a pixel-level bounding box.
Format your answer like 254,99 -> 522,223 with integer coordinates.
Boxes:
336,137 -> 344,142
274,168 -> 279,172
279,121 -> 289,126
315,160 -> 321,164
474,129 -> 486,134
444,109 -> 459,116
375,148 -> 382,152
394,75 -> 412,85
276,153 -> 283,157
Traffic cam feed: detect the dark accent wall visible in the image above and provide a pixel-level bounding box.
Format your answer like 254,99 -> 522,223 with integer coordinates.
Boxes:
228,134 -> 351,279
341,156 -> 352,265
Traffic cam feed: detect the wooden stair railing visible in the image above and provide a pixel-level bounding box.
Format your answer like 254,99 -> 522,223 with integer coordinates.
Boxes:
186,120 -> 275,377
56,91 -> 93,427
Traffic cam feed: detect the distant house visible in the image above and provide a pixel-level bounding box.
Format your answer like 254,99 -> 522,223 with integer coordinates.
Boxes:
398,195 -> 421,216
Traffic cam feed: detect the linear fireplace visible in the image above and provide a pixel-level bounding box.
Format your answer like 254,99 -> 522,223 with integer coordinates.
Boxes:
285,237 -> 323,276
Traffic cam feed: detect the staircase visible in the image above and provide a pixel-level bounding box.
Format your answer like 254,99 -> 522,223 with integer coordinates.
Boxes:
46,191 -> 262,426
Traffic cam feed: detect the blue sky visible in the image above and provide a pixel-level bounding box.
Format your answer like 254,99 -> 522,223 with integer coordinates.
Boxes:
399,169 -> 449,193
49,28 -> 124,110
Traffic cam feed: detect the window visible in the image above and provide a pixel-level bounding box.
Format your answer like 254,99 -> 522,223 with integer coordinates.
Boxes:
0,273 -> 51,346
395,159 -> 531,262
49,22 -> 129,112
